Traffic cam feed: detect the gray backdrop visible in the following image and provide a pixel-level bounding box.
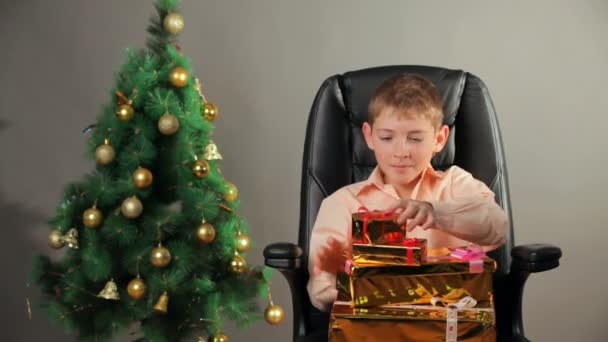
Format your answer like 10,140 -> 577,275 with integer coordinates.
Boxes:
1,0 -> 606,341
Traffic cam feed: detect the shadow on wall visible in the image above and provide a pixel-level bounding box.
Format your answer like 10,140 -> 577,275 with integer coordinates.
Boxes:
0,120 -> 69,340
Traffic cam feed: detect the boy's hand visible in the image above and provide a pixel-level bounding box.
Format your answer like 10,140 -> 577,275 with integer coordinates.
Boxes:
387,199 -> 435,231
312,237 -> 350,275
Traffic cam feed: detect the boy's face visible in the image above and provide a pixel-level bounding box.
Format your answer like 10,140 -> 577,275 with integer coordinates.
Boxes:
362,110 -> 449,188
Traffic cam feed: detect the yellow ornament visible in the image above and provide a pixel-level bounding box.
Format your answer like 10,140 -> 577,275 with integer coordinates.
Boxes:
192,159 -> 210,178
127,276 -> 147,300
210,332 -> 229,342
196,221 -> 216,243
224,182 -> 238,202
121,196 -> 143,219
97,279 -> 120,300
154,291 -> 169,314
203,141 -> 223,161
169,66 -> 189,88
236,232 -> 250,253
48,229 -> 65,249
62,228 -> 79,249
83,207 -> 103,228
133,167 -> 153,189
150,243 -> 172,268
158,113 -> 180,135
202,102 -> 219,121
163,12 -> 184,34
95,139 -> 115,165
264,303 -> 285,325
115,104 -> 134,121
230,253 -> 247,273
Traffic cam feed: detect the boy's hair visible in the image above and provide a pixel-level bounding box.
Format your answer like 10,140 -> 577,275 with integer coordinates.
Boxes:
368,74 -> 444,128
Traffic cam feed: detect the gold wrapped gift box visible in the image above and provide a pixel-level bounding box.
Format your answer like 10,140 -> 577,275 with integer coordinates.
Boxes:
352,210 -> 405,244
328,300 -> 496,342
339,256 -> 496,307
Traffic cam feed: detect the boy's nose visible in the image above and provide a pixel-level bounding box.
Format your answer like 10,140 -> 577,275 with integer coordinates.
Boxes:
393,141 -> 410,158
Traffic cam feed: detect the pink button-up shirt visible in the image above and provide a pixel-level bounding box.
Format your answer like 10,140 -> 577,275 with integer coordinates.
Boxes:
306,165 -> 509,311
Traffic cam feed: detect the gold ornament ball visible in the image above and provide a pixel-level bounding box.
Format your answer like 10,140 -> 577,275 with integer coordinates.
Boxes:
133,167 -> 153,189
95,143 -> 115,165
158,113 -> 180,135
115,104 -> 134,121
150,244 -> 172,268
196,222 -> 216,243
163,12 -> 184,34
48,229 -> 65,249
264,304 -> 285,325
83,207 -> 103,228
121,196 -> 143,219
209,332 -> 229,342
169,66 -> 189,88
230,254 -> 247,273
192,159 -> 210,178
224,182 -> 238,202
203,102 -> 219,121
127,277 -> 147,300
236,233 -> 250,253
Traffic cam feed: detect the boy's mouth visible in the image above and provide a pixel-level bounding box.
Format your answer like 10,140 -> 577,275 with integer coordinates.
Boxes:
390,165 -> 414,169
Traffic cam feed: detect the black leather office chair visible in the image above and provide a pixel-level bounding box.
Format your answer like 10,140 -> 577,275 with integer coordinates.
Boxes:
263,65 -> 562,342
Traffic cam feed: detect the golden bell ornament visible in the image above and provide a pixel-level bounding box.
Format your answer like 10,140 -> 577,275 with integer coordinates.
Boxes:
203,140 -> 222,161
202,102 -> 219,122
169,66 -> 189,88
158,113 -> 180,135
62,228 -> 79,249
150,243 -> 172,268
48,229 -> 65,249
127,276 -> 147,300
83,206 -> 103,228
97,279 -> 120,300
163,12 -> 184,34
209,332 -> 229,342
153,291 -> 169,314
192,159 -> 210,178
230,253 -> 247,273
132,167 -> 153,189
264,303 -> 285,325
224,182 -> 238,202
95,139 -> 115,165
196,221 -> 216,243
115,104 -> 134,121
236,232 -> 250,253
121,196 -> 143,219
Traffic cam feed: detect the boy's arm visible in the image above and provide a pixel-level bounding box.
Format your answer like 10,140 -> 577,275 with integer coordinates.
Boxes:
306,193 -> 351,312
431,168 -> 509,248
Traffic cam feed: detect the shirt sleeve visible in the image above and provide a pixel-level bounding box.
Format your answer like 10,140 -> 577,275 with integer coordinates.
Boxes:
306,191 -> 352,312
431,167 -> 509,249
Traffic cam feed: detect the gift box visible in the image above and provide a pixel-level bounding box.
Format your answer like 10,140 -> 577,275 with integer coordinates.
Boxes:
352,208 -> 405,245
339,249 -> 496,307
328,298 -> 496,342
352,208 -> 427,266
353,238 -> 427,266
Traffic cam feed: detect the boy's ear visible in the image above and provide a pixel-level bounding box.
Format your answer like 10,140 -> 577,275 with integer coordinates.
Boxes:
362,122 -> 374,150
433,125 -> 450,153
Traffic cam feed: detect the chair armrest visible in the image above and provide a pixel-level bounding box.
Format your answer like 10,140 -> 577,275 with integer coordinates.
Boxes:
505,243 -> 562,340
511,243 -> 562,273
263,242 -> 310,339
263,242 -> 303,270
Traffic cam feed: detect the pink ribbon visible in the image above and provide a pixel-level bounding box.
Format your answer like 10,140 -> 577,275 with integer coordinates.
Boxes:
450,246 -> 485,273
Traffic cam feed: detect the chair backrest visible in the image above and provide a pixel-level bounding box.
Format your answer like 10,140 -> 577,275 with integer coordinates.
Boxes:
297,65 -> 515,335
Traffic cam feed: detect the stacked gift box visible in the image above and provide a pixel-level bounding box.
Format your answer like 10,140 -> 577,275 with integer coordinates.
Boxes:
329,208 -> 497,342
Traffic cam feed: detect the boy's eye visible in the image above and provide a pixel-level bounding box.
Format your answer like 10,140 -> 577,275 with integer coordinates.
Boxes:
408,137 -> 423,142
379,136 -> 392,141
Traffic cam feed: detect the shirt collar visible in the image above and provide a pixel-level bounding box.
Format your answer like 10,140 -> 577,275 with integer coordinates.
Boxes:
355,164 -> 440,197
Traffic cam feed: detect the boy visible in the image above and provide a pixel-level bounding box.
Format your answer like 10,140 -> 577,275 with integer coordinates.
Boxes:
307,74 -> 508,312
